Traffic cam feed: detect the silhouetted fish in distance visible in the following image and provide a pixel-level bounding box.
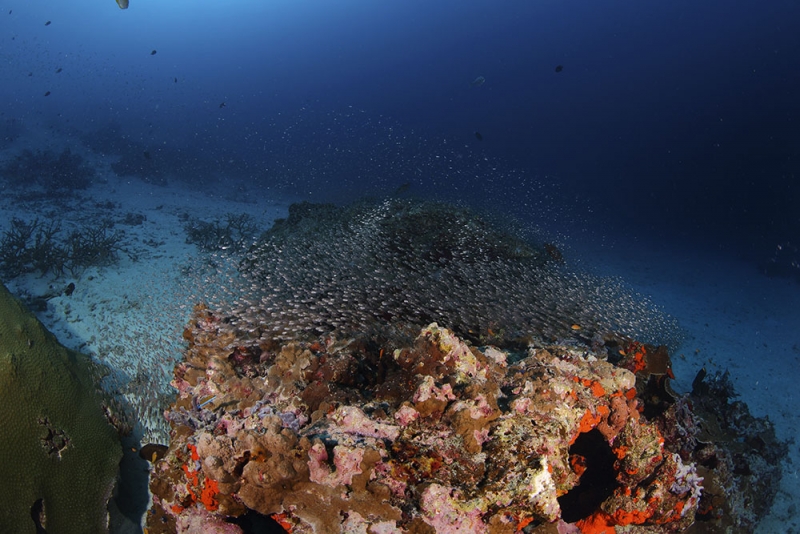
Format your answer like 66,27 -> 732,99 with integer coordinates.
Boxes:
116,0 -> 129,9
150,50 -> 157,55
44,91 -> 51,96
475,132 -> 483,141
470,75 -> 485,87
393,182 -> 411,196
555,65 -> 563,73
44,20 -> 51,26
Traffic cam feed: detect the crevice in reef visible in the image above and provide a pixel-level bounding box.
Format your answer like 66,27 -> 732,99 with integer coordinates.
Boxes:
558,429 -> 619,523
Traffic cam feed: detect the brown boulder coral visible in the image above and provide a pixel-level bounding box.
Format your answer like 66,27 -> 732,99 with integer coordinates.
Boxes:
0,282 -> 123,533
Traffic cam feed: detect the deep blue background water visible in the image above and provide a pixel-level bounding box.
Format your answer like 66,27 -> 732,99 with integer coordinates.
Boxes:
2,0 -> 799,259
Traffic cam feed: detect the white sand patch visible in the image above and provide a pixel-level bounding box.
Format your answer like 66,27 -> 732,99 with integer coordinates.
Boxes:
1,167 -> 292,444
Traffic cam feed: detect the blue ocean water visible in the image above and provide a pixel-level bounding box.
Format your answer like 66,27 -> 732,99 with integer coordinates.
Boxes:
3,0 -> 799,248
2,0 -> 800,531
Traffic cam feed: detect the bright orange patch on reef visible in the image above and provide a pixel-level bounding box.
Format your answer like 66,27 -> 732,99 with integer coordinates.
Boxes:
182,463 -> 199,488
611,507 -> 652,526
572,408 -> 605,443
570,453 -> 588,477
516,516 -> 534,531
187,442 -> 200,461
271,513 -> 294,533
572,376 -> 607,397
625,342 -> 648,373
575,511 -> 615,534
590,381 -> 606,397
200,477 -> 220,511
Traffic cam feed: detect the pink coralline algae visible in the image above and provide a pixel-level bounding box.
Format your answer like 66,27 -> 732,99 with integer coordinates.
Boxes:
146,305 -> 785,534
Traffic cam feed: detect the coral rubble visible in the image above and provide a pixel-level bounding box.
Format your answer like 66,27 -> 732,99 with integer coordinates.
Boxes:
146,305 -> 785,533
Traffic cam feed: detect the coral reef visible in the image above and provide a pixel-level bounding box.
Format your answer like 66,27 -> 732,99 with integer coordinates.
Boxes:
146,306 -> 784,533
0,217 -> 124,278
0,282 -> 123,533
144,199 -> 782,532
183,213 -> 260,253
0,147 -> 94,194
686,369 -> 788,531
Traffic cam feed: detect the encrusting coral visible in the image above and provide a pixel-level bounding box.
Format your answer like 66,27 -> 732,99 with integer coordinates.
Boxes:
145,303 -> 783,534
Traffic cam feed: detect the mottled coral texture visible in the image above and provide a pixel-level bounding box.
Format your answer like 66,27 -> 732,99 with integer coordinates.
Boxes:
146,306 -> 782,534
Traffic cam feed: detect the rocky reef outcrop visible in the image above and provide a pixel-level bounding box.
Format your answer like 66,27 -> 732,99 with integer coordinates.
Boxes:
145,310 -> 784,533
146,200 -> 785,533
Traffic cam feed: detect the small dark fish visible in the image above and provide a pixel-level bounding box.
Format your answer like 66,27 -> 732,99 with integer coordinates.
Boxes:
219,102 -> 226,108
44,20 -> 51,26
55,68 -> 62,73
474,131 -> 483,141
44,91 -> 51,96
691,366 -> 707,395
393,182 -> 411,196
63,282 -> 75,296
143,151 -> 151,160
555,65 -> 563,73
8,10 -> 12,14
173,77 -> 178,83
150,49 -> 157,55
28,72 -> 33,77
470,75 -> 485,87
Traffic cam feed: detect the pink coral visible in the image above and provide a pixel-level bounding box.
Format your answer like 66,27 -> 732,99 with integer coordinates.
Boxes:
307,442 -> 365,487
329,406 -> 400,440
419,483 -> 487,533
